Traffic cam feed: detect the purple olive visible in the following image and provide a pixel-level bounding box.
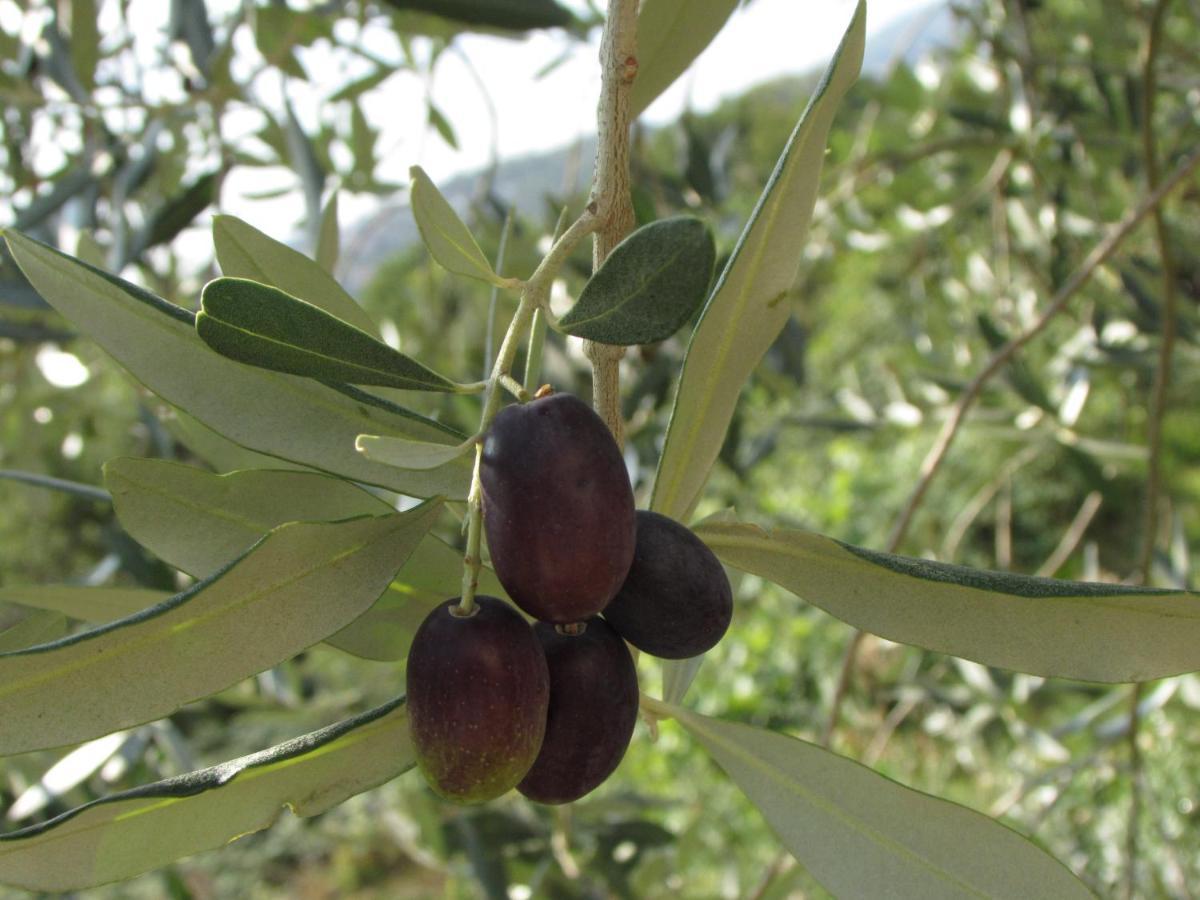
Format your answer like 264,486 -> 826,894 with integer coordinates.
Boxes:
481,393 -> 636,624
603,510 -> 733,659
518,617 -> 639,804
406,596 -> 549,804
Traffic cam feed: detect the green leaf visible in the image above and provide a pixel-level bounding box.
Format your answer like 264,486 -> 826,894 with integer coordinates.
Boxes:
558,217 -> 714,345
630,0 -> 740,117
356,433 -> 476,470
0,698 -> 413,892
67,0 -> 99,94
427,100 -> 459,149
409,165 -> 507,287
650,1 -> 865,522
0,501 -> 442,755
379,0 -> 573,31
316,192 -> 340,273
103,459 -> 501,660
0,610 -> 69,653
128,171 -> 219,261
4,231 -> 470,500
0,587 -> 169,625
197,277 -> 460,392
660,702 -> 1092,899
695,519 -> 1200,683
212,214 -> 377,335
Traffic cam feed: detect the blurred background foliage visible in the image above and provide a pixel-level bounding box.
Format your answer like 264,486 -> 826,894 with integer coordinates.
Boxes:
2,0 -> 1198,896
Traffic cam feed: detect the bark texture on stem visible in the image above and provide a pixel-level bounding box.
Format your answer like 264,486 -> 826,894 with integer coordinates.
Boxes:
585,0 -> 639,446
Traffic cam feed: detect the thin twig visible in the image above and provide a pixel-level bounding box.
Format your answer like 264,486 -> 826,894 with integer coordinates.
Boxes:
822,139 -> 1200,747
886,142 -> 1200,554
1035,491 -> 1103,578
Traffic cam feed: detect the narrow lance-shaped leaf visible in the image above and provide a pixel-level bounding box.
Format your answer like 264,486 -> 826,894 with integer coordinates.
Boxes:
197,277 -> 460,392
558,216 -> 715,345
356,433 -> 476,470
0,609 -> 69,653
213,214 -> 377,334
379,0 -> 573,31
316,191 -> 340,273
696,518 -> 1200,683
0,500 -> 442,755
4,231 -> 471,500
410,165 -> 508,287
656,701 -> 1093,899
630,0 -> 740,117
102,459 -> 503,660
651,1 -> 865,522
0,587 -> 169,625
0,698 -> 413,893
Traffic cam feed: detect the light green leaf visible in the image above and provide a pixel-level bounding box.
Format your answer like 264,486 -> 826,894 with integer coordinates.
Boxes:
4,231 -> 471,501
317,192 -> 340,273
0,587 -> 169,625
409,165 -> 507,287
356,433 -> 476,470
0,501 -> 442,755
0,698 -> 413,892
558,216 -> 715,345
212,214 -> 377,335
103,460 -> 501,660
160,405 -> 310,474
630,0 -> 740,117
696,519 -> 1200,683
0,610 -> 69,653
197,277 -> 460,392
650,2 -> 865,522
661,654 -> 704,705
657,701 -> 1092,899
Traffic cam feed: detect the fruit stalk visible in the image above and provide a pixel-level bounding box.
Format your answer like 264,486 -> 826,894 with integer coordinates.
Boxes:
456,209 -> 599,616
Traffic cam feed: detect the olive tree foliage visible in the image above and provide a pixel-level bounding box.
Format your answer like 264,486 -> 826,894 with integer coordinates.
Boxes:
0,0 -> 1198,897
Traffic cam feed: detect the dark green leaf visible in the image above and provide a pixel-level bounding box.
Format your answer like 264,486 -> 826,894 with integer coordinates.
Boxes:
127,171 -> 219,261
197,277 -> 459,392
558,216 -> 715,345
0,698 -> 413,892
317,192 -> 340,274
212,214 -> 377,334
378,0 -> 573,31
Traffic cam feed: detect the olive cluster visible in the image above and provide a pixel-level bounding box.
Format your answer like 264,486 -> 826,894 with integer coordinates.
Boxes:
406,393 -> 733,805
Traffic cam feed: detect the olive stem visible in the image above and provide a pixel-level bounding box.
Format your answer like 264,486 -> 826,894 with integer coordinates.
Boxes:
583,0 -> 639,447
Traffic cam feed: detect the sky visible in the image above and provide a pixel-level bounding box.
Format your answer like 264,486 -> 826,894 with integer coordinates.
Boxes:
221,0 -> 935,232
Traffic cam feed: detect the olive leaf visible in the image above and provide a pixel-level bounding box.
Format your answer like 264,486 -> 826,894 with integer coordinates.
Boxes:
0,698 -> 413,892
213,213 -> 377,334
409,165 -> 509,287
660,701 -> 1093,899
356,433 -> 477,470
631,0 -> 740,117
652,1 -> 866,522
0,501 -> 442,755
197,276 -> 461,392
558,216 -> 715,345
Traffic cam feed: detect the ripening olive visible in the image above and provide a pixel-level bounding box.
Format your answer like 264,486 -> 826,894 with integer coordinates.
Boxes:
481,393 -> 636,624
603,510 -> 733,659
406,596 -> 550,804
518,617 -> 639,804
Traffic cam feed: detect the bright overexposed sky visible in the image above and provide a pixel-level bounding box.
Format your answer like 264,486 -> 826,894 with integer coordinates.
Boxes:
221,0 -> 934,233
